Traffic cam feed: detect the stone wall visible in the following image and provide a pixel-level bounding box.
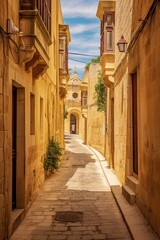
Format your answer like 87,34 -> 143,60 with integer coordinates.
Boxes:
114,0 -> 160,235
0,0 -> 65,238
128,0 -> 160,235
0,1 -> 9,239
97,0 -> 160,236
114,0 -> 133,183
86,63 -> 105,155
105,85 -> 114,169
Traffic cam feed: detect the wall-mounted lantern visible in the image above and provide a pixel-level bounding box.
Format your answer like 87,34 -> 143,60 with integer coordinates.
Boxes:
117,35 -> 127,52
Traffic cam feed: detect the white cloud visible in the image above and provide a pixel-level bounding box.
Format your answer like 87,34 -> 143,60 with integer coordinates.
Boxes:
69,61 -> 85,70
69,24 -> 100,51
70,23 -> 99,35
69,35 -> 100,52
61,0 -> 99,19
68,35 -> 100,77
61,0 -> 100,78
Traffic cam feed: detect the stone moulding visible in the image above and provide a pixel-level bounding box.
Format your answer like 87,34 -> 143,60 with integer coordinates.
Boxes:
96,0 -> 116,20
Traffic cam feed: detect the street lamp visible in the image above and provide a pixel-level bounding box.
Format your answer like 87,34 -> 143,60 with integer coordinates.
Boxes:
117,35 -> 127,52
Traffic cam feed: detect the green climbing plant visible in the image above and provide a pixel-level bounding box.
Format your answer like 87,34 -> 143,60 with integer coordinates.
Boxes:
44,138 -> 63,172
64,107 -> 68,119
95,71 -> 107,112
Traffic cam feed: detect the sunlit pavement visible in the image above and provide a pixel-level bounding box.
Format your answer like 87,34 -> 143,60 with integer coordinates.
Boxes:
10,135 -> 135,240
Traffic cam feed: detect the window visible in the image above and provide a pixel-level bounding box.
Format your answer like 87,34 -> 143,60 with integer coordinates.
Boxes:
20,0 -> 51,34
36,0 -> 51,34
106,14 -> 112,25
59,25 -> 70,74
40,97 -> 43,137
30,93 -> 35,135
106,29 -> 113,50
59,36 -> 68,72
100,12 -> 115,55
81,91 -> 87,107
59,37 -> 65,70
72,92 -> 78,99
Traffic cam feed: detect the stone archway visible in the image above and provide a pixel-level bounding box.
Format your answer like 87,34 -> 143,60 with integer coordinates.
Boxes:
64,109 -> 81,135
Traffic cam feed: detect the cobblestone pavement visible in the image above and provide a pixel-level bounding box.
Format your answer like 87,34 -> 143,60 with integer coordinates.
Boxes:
10,135 -> 132,240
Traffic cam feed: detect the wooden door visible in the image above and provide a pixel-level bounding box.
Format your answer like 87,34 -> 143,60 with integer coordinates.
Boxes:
132,73 -> 138,175
12,87 -> 17,210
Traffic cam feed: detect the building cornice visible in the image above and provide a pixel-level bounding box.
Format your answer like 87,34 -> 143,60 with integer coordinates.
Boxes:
96,0 -> 116,20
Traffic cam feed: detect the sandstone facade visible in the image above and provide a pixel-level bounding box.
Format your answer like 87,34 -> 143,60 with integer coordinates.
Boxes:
97,0 -> 160,236
86,63 -> 106,155
128,0 -> 160,235
0,0 -> 70,238
65,64 -> 105,155
64,69 -> 88,142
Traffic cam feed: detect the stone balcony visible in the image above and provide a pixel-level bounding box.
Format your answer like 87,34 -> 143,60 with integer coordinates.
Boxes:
100,53 -> 115,87
96,0 -> 115,20
96,0 -> 116,88
19,0 -> 52,79
59,24 -> 71,99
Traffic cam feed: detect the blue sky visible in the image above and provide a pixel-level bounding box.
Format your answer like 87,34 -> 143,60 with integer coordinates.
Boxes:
61,0 -> 100,79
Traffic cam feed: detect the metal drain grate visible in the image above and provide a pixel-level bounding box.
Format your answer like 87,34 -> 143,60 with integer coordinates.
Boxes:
55,211 -> 83,222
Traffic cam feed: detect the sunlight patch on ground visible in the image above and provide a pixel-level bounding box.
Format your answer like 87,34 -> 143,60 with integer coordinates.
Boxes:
66,161 -> 111,192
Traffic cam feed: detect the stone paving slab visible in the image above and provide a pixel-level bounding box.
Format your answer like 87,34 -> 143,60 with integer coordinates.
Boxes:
10,134 -> 132,240
88,146 -> 159,240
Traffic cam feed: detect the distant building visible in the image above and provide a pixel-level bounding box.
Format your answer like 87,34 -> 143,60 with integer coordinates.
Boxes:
65,68 -> 88,142
84,63 -> 106,155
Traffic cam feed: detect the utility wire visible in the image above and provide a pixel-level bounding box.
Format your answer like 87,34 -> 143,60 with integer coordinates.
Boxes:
69,52 -> 99,57
69,58 -> 88,64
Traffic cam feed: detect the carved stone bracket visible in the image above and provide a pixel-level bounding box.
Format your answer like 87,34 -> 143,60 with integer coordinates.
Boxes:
59,87 -> 67,100
19,8 -> 51,79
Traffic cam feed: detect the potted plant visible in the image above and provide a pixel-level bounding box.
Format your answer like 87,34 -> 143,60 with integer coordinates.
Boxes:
44,138 -> 63,176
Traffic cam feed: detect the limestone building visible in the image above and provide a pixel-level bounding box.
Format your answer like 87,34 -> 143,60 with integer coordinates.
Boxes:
84,63 -> 106,155
0,0 -> 70,238
64,69 -> 88,142
96,0 -> 115,170
97,0 -> 160,236
65,64 -> 106,155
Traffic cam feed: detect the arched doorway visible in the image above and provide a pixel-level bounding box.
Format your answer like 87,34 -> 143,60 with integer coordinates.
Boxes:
70,114 -> 76,134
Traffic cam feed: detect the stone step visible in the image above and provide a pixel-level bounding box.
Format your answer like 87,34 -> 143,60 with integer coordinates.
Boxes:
9,209 -> 25,237
126,176 -> 138,194
122,185 -> 136,205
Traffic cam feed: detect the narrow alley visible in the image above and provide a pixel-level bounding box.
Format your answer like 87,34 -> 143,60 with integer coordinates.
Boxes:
1,0 -> 160,239
10,135 -> 132,240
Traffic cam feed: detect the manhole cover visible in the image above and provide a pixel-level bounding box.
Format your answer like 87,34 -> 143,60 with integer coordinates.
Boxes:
55,211 -> 83,222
